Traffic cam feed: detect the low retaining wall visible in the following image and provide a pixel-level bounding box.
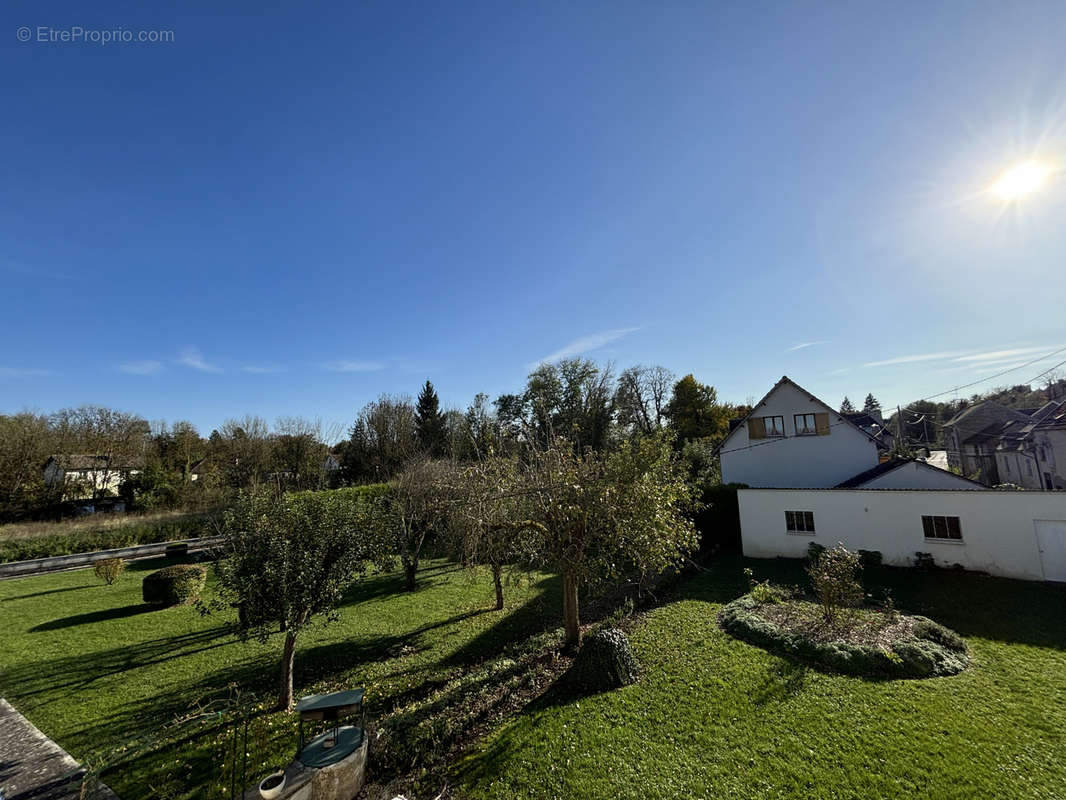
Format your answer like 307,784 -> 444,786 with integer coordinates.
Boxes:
0,536 -> 224,579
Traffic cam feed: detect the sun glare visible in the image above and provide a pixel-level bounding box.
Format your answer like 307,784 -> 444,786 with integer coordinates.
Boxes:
990,160 -> 1055,200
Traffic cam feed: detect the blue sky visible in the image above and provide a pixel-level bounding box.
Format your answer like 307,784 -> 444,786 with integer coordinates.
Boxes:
3,1 -> 1065,435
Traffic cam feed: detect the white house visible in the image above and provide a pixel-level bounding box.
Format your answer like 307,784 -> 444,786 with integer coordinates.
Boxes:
717,377 -> 884,488
738,488 -> 1066,582
43,454 -> 143,496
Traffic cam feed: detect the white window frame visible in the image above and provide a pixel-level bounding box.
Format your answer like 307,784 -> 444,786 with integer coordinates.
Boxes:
921,514 -> 963,542
785,510 -> 815,535
761,415 -> 785,437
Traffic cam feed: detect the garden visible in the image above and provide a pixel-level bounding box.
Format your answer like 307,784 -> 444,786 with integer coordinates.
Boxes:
2,546 -> 1065,799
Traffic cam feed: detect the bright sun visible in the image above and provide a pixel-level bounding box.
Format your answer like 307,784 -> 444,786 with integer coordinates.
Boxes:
990,160 -> 1055,200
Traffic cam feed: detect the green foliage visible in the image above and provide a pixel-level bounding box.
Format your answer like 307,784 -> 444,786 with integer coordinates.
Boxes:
213,486 -> 389,706
749,580 -> 780,605
857,549 -> 883,568
142,564 -> 206,605
93,557 -> 126,585
569,628 -> 640,691
914,551 -> 936,570
214,487 -> 385,637
515,434 -> 699,647
806,545 -> 863,622
0,514 -> 213,563
692,484 -> 742,554
664,374 -> 731,444
807,541 -> 826,561
719,594 -> 969,679
839,396 -> 857,414
416,380 -> 447,458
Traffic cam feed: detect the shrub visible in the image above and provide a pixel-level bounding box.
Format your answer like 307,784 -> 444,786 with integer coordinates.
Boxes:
807,542 -> 826,561
914,552 -> 936,570
142,564 -> 206,605
93,557 -> 126,585
806,545 -> 862,622
913,618 -> 967,652
569,628 -> 640,691
718,595 -> 969,679
750,581 -> 780,605
858,549 -> 883,568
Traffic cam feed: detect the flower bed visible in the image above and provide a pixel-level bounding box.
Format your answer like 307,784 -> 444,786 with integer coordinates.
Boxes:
719,592 -> 970,679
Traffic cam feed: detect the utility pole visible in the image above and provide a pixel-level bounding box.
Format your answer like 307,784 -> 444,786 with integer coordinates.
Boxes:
896,405 -> 906,456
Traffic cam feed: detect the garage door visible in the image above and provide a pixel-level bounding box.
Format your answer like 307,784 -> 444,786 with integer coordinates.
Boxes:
1035,520 -> 1066,582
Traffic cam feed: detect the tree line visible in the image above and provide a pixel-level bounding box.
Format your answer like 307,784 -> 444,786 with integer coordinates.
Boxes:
0,359 -> 743,522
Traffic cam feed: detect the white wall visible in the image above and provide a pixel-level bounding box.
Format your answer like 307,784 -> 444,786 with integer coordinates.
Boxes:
721,380 -> 879,488
860,462 -> 980,490
738,488 -> 1066,581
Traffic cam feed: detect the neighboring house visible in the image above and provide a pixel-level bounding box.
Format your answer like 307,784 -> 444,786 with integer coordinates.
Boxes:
323,453 -> 342,473
994,400 -> 1065,491
843,411 -> 895,451
943,401 -> 1032,485
717,376 -> 885,488
43,454 -> 143,496
729,380 -> 1066,583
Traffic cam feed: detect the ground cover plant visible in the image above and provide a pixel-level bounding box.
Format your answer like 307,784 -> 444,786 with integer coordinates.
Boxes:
718,547 -> 970,678
455,556 -> 1066,800
0,555 -> 564,799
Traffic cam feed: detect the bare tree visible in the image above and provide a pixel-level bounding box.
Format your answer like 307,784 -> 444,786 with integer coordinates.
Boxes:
445,457 -> 524,609
343,395 -> 419,483
382,459 -> 455,590
615,365 -> 675,436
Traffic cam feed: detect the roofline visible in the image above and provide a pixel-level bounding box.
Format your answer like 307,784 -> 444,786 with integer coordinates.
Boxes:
713,375 -> 881,454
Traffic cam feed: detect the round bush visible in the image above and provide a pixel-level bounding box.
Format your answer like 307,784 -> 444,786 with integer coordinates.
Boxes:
718,594 -> 969,679
142,564 -> 207,605
570,628 -> 640,690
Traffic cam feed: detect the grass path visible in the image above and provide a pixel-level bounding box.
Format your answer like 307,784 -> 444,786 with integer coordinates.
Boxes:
455,559 -> 1066,800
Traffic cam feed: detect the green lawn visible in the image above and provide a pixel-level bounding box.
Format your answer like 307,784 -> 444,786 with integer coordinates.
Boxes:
0,557 -> 561,798
456,559 -> 1066,800
4,556 -> 1065,800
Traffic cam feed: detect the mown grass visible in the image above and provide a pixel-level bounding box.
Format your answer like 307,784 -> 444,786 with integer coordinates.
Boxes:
456,558 -> 1066,800
0,557 -> 561,798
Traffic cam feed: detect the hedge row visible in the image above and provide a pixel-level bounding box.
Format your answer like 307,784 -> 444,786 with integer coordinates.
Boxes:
0,516 -> 214,563
719,594 -> 970,679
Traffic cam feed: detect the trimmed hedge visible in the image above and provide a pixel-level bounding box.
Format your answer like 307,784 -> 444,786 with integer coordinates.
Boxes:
569,628 -> 640,690
142,564 -> 207,605
719,594 -> 969,679
0,515 -> 212,563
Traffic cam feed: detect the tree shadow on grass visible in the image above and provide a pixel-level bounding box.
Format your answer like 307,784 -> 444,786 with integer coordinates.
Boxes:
1,626 -> 235,704
750,658 -> 809,704
337,561 -> 461,608
29,603 -> 159,632
0,585 -> 94,602
437,575 -> 561,670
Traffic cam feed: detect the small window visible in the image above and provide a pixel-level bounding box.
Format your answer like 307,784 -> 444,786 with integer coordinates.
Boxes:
762,416 -> 785,437
794,413 -> 817,435
785,510 -> 815,534
922,515 -> 962,541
